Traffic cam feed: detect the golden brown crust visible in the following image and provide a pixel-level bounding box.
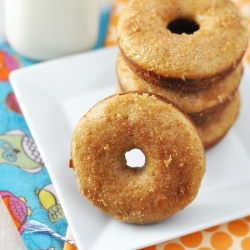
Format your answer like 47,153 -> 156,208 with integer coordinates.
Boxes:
116,52 -> 242,124
116,0 -> 248,91
189,93 -> 235,126
70,92 -> 206,224
197,91 -> 240,150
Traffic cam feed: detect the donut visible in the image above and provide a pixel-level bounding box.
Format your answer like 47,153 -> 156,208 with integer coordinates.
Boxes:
189,97 -> 233,126
116,52 -> 243,125
116,0 -> 248,91
197,91 -> 240,150
70,92 -> 206,224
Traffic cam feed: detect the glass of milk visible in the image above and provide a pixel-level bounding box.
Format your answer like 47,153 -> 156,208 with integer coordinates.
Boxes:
3,0 -> 100,61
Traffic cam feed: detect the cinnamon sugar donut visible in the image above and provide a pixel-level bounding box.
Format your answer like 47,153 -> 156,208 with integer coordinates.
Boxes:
70,92 -> 206,224
116,0 -> 248,91
116,52 -> 243,125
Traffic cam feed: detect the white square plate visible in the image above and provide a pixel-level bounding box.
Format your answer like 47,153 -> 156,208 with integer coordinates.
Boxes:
10,46 -> 250,250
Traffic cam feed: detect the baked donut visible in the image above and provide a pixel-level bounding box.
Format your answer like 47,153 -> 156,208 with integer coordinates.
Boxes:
70,92 -> 206,224
116,0 -> 248,91
116,52 -> 243,125
197,91 -> 240,150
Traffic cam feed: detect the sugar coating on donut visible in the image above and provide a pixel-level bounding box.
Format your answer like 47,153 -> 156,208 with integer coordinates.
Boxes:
116,51 -> 243,117
116,0 -> 248,90
197,91 -> 240,150
70,92 -> 206,224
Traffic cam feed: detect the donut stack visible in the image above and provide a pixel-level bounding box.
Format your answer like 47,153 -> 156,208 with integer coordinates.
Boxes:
115,0 -> 248,150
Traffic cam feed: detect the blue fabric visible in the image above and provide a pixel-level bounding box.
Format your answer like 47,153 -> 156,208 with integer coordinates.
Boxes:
0,7 -> 110,250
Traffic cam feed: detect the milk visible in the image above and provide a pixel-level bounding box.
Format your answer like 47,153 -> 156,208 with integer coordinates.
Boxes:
4,0 -> 100,61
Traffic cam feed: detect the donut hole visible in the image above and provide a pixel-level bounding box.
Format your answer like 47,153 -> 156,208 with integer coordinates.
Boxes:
167,18 -> 199,35
125,148 -> 145,168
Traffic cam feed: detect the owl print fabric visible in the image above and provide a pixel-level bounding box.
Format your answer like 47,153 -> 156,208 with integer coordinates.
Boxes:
0,42 -> 68,250
0,6 -> 112,249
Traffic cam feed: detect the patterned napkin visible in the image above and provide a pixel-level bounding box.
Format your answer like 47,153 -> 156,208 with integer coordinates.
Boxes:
0,195 -> 27,249
0,6 -> 110,250
0,42 -> 68,249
